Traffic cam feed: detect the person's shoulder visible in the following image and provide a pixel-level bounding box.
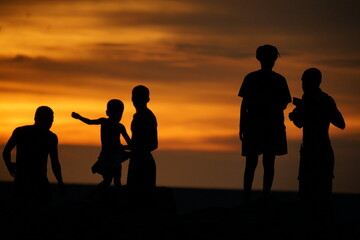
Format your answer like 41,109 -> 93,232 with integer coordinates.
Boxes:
272,71 -> 286,81
244,70 -> 261,79
98,117 -> 109,125
14,125 -> 33,133
15,125 -> 29,130
118,122 -> 126,129
241,71 -> 261,87
48,130 -> 58,139
144,108 -> 157,123
146,108 -> 156,117
320,91 -> 336,105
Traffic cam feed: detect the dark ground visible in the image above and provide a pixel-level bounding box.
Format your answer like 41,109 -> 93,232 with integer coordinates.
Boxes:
0,182 -> 359,240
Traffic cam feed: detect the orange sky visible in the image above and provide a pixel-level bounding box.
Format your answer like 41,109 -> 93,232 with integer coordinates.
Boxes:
0,0 -> 359,192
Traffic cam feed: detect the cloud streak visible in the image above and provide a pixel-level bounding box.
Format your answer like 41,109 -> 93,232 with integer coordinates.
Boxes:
0,0 -> 359,152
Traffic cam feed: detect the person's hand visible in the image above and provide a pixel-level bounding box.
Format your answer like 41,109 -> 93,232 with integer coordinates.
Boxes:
239,129 -> 245,142
71,112 -> 80,119
6,162 -> 16,178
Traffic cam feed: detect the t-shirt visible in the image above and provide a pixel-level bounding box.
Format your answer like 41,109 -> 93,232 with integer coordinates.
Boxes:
238,69 -> 291,155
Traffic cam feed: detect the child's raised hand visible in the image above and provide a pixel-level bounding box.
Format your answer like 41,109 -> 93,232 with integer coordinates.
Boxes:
72,112 -> 80,119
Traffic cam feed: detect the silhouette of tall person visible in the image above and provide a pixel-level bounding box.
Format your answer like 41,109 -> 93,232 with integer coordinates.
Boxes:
238,45 -> 291,201
289,68 -> 345,202
127,85 -> 158,189
3,106 -> 64,205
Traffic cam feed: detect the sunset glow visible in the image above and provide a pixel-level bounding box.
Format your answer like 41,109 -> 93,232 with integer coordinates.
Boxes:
0,0 -> 359,192
1,0 -> 359,148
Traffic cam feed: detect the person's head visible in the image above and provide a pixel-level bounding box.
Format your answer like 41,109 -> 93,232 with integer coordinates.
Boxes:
301,68 -> 322,94
34,106 -> 54,129
256,45 -> 280,70
106,99 -> 124,122
132,85 -> 150,109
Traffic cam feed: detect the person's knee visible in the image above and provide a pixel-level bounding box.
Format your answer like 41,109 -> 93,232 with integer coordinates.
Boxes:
263,154 -> 275,167
246,155 -> 258,170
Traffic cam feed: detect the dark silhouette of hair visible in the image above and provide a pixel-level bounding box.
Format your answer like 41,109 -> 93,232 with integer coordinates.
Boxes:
132,85 -> 150,104
256,44 -> 280,62
302,68 -> 322,89
34,106 -> 54,129
107,99 -> 124,111
106,99 -> 124,121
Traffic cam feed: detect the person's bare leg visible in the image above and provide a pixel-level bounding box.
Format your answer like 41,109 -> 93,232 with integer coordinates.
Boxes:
263,153 -> 275,196
243,155 -> 258,201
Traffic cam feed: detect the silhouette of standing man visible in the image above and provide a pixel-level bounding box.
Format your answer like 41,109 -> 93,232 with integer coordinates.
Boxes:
127,85 -> 158,189
3,106 -> 64,205
289,68 -> 345,202
238,45 -> 291,201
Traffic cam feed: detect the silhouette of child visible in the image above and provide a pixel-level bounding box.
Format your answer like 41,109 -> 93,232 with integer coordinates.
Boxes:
238,45 -> 291,201
72,99 -> 131,197
289,68 -> 345,202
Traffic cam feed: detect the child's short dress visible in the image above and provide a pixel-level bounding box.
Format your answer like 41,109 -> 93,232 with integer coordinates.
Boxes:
92,149 -> 130,176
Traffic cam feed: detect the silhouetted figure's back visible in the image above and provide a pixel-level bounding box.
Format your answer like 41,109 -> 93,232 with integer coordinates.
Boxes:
3,106 -> 64,205
11,125 -> 55,200
289,68 -> 345,201
2,106 -> 64,239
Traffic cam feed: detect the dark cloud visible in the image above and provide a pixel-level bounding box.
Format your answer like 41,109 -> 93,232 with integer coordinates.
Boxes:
174,43 -> 253,59
111,1 -> 360,58
314,58 -> 360,69
1,0 -> 359,67
0,51 -> 242,86
96,0 -> 359,35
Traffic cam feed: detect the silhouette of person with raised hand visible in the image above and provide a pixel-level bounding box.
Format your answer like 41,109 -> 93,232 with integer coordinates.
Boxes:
72,99 -> 131,199
3,106 -> 64,205
238,45 -> 291,201
127,85 -> 158,190
289,68 -> 345,203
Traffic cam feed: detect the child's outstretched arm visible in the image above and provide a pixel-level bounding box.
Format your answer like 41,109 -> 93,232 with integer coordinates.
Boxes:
72,112 -> 102,125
